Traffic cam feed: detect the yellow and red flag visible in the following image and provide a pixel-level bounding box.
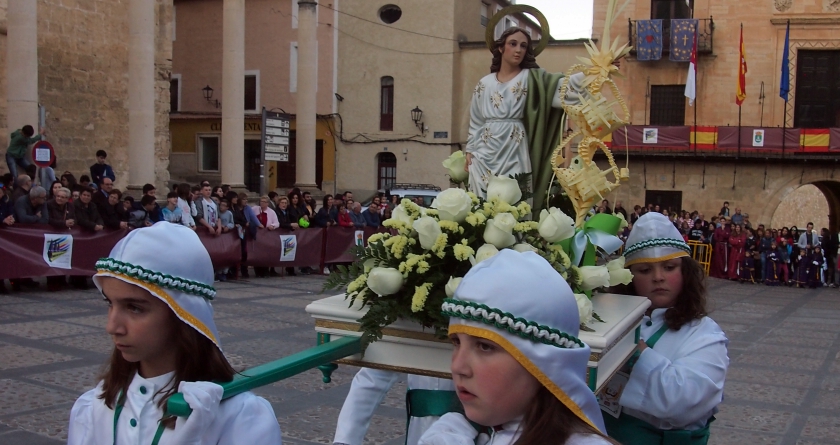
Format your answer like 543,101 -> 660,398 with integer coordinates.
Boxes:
735,25 -> 748,105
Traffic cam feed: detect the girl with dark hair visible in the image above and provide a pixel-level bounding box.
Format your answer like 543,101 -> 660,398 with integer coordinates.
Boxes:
418,250 -> 615,445
287,191 -> 309,224
609,212 -> 728,445
67,223 -> 281,444
464,26 -> 587,208
48,180 -> 63,199
313,194 -> 336,227
60,172 -> 78,190
176,183 -> 196,229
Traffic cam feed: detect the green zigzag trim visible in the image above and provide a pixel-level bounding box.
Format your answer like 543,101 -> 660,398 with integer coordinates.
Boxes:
95,258 -> 216,301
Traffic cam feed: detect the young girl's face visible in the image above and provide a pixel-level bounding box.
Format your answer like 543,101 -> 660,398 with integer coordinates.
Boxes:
450,333 -> 539,426
100,277 -> 179,378
629,258 -> 684,310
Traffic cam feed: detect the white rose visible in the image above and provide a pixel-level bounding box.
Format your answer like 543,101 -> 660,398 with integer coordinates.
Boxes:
578,265 -> 610,291
470,243 -> 500,265
606,257 -> 633,286
367,267 -> 405,296
486,176 -> 522,205
391,204 -> 415,226
413,216 -> 443,250
432,188 -> 473,223
442,151 -> 469,183
512,243 -> 538,253
445,276 -> 462,298
574,293 -> 594,325
483,213 -> 517,248
538,208 -> 576,243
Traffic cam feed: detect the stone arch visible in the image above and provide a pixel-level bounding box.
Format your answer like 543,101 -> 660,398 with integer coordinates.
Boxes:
763,167 -> 840,232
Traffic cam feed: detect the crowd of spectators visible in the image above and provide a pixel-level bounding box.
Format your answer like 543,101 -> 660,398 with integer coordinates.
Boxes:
1,143 -> 416,291
603,198 -> 838,289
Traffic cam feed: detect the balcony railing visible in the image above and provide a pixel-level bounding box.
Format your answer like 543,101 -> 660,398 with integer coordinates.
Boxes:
628,17 -> 714,57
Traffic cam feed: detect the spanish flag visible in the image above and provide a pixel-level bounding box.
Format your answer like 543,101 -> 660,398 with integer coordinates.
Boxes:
736,25 -> 747,106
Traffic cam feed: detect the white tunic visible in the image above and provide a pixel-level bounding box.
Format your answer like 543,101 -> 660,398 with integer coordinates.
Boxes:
619,308 -> 729,431
466,70 -> 586,199
417,414 -> 612,445
333,368 -> 455,445
68,372 -> 282,445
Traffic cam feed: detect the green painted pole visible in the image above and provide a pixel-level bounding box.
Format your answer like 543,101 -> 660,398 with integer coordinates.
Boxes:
167,336 -> 362,417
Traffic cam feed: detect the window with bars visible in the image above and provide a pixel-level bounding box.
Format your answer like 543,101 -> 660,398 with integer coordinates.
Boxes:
650,85 -> 686,126
378,152 -> 397,190
169,76 -> 180,112
380,76 -> 394,131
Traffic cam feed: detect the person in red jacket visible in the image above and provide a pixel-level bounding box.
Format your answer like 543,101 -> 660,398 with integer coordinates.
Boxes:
336,202 -> 353,228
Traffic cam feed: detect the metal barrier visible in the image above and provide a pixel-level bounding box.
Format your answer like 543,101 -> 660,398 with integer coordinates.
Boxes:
688,241 -> 712,275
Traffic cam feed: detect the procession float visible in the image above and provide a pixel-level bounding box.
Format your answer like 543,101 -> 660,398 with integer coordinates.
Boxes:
166,0 -> 649,417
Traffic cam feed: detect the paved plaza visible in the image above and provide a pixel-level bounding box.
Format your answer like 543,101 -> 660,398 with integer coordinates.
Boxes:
0,275 -> 838,444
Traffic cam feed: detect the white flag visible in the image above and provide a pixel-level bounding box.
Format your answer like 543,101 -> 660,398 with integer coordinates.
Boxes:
684,25 -> 697,105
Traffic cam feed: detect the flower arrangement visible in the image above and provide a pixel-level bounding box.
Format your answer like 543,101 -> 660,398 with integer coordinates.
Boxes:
324,158 -> 632,347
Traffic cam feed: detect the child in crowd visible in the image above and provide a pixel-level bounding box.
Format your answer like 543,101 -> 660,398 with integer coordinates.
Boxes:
219,200 -> 235,233
779,238 -> 791,285
740,228 -> 757,283
128,195 -> 156,229
809,246 -> 826,288
609,212 -> 728,445
764,241 -> 781,286
418,250 -> 614,445
161,191 -> 183,225
67,223 -> 282,444
336,202 -> 353,228
793,249 -> 809,287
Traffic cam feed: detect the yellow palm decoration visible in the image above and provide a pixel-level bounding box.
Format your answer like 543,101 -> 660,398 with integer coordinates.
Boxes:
551,0 -> 632,228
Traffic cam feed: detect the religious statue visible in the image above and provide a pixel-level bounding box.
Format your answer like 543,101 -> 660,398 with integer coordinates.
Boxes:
464,5 -> 585,215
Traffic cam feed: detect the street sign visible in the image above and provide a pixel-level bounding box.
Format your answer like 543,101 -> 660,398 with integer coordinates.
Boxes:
260,108 -> 292,195
32,141 -> 55,168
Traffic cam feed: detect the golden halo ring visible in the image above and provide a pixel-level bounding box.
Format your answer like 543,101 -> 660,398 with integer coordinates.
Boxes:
485,5 -> 550,57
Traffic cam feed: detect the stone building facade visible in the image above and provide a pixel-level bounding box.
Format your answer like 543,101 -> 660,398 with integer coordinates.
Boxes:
0,0 -> 173,194
591,0 -> 840,228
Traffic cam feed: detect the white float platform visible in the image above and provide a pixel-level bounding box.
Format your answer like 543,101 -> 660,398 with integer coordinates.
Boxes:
305,293 -> 650,393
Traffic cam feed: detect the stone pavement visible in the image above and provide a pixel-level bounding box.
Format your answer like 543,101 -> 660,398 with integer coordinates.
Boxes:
0,275 -> 838,445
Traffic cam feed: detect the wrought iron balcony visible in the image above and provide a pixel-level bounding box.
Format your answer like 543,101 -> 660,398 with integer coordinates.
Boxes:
628,17 -> 714,57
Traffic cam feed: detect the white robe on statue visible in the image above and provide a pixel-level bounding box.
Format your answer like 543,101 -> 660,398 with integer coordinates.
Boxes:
466,70 -> 586,198
333,368 -> 455,445
67,371 -> 282,445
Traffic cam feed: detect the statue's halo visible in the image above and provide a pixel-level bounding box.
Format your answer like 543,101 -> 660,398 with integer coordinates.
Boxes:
485,5 -> 551,57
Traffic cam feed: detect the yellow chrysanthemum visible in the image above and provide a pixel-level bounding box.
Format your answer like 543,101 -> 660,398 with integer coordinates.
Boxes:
432,233 -> 448,259
517,201 -> 532,216
416,261 -> 430,274
367,233 -> 388,244
438,220 -> 460,233
467,192 -> 479,205
453,243 -> 475,261
347,273 -> 368,293
513,221 -> 539,233
411,283 -> 434,312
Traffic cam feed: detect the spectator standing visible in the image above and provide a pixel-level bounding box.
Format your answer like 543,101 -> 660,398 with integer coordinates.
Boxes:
730,208 -> 744,226
629,205 -> 642,224
727,224 -> 747,280
47,187 -> 75,230
128,195 -> 155,228
60,172 -> 78,190
758,229 -> 775,281
313,194 -> 336,228
135,183 -> 162,223
14,186 -> 48,224
350,202 -> 366,228
613,200 -> 628,220
195,184 -> 221,236
218,200 -> 235,233
797,222 -> 818,256
688,219 -> 705,241
274,195 -> 300,277
10,174 -> 32,205
719,201 -> 730,217
336,202 -> 353,228
0,185 -> 14,227
363,202 -> 381,228
78,175 -> 93,189
741,228 -> 758,283
176,183 -> 196,229
100,189 -> 128,230
47,180 -> 63,200
709,217 -> 730,278
252,195 -> 280,230
161,192 -> 184,224
5,125 -> 44,179
779,237 -> 792,285
92,177 -> 113,211
89,150 -> 115,187
288,191 -> 309,225
74,188 -> 104,232
303,191 -> 316,217
820,227 -> 838,287
764,241 -> 782,285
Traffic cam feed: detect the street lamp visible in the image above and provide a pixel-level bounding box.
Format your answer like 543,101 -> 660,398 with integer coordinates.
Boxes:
411,106 -> 425,133
202,85 -> 221,108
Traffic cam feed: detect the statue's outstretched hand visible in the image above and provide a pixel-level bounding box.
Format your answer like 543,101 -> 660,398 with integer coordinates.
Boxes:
465,153 -> 472,172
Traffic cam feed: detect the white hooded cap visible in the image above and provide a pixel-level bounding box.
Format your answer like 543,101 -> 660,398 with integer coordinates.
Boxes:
623,212 -> 691,267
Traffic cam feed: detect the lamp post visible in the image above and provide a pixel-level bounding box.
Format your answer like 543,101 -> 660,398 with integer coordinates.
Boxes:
411,106 -> 425,134
202,85 -> 221,108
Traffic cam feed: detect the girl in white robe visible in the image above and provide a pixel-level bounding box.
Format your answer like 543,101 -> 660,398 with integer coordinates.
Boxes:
67,222 -> 282,445
609,212 -> 729,445
417,250 -> 616,445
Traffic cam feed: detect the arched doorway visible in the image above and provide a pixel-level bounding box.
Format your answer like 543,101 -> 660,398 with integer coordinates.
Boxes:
771,182 -> 840,232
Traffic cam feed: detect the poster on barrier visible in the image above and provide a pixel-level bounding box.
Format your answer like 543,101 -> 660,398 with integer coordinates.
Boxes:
355,230 -> 365,246
280,234 -> 297,261
43,234 -> 73,269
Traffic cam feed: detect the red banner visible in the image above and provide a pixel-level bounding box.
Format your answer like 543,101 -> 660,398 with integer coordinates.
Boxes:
323,226 -> 391,264
194,229 -> 243,269
245,228 -> 325,268
0,225 -> 126,280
